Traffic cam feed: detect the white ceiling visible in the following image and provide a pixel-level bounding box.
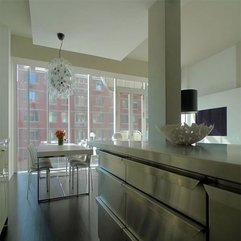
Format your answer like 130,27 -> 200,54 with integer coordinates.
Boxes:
0,0 -> 240,66
29,0 -> 155,61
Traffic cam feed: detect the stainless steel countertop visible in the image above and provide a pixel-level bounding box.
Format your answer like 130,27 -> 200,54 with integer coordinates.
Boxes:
91,141 -> 241,184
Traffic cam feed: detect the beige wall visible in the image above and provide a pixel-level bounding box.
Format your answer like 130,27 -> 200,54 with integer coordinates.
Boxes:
11,35 -> 148,78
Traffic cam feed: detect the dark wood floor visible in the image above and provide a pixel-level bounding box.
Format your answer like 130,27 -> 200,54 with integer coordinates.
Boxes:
1,170 -> 100,241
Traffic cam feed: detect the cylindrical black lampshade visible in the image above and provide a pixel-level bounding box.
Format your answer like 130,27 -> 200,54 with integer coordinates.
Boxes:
181,89 -> 198,113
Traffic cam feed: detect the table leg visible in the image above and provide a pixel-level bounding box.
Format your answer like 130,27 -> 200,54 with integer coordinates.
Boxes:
87,155 -> 91,195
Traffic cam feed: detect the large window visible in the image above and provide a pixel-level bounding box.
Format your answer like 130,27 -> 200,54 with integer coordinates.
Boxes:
49,111 -> 57,123
17,65 -> 49,171
116,79 -> 146,141
16,63 -> 148,171
29,110 -> 39,122
89,75 -> 114,141
69,74 -> 88,143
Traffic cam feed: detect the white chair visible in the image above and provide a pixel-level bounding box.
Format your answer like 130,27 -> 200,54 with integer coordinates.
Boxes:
133,130 -> 142,141
27,144 -> 53,200
68,154 -> 93,195
119,130 -> 129,140
111,132 -> 122,141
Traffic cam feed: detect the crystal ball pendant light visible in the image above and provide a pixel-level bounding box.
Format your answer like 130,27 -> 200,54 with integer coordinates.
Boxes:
48,33 -> 74,98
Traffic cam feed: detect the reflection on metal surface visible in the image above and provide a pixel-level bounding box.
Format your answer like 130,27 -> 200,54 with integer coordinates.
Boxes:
97,167 -> 125,223
96,197 -> 126,241
204,185 -> 241,241
124,184 -> 205,241
98,150 -> 126,180
123,228 -> 138,241
97,162 -> 206,241
126,159 -> 206,225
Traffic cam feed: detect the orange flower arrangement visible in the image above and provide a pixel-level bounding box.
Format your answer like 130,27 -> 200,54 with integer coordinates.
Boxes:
55,130 -> 65,139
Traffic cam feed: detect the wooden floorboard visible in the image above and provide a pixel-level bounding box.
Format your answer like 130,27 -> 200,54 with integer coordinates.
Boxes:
1,170 -> 100,241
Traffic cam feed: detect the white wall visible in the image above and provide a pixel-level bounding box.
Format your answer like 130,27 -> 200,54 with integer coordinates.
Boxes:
182,43 -> 241,144
182,45 -> 237,96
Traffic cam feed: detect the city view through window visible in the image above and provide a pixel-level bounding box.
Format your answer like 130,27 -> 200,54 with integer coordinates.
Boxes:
16,64 -> 148,171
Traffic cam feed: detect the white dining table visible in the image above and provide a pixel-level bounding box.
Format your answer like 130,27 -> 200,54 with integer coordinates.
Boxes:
37,143 -> 93,202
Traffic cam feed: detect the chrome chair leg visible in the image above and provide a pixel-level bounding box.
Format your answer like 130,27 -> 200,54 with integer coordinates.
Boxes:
46,170 -> 49,192
27,172 -> 31,200
71,166 -> 73,189
76,166 -> 79,196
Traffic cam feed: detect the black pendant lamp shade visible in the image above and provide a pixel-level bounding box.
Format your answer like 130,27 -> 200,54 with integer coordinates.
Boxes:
181,89 -> 198,113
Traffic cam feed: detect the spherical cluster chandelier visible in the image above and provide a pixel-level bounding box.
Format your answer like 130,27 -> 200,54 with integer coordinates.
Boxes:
48,33 -> 74,98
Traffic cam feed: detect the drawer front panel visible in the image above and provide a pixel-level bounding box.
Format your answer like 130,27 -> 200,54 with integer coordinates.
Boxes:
123,228 -> 138,241
98,150 -> 125,180
124,184 -> 206,241
204,185 -> 241,241
97,167 -> 125,223
96,197 -> 126,241
126,159 -> 206,224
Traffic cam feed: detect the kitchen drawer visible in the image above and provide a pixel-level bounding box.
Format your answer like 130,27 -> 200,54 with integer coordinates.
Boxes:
126,159 -> 206,225
96,197 -> 138,241
204,185 -> 241,241
98,150 -> 126,180
124,184 -> 206,241
97,167 -> 126,223
123,228 -> 138,241
96,197 -> 126,241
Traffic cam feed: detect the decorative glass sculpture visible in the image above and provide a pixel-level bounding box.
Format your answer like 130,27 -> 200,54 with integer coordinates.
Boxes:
48,33 -> 74,98
160,123 -> 214,145
48,58 -> 73,98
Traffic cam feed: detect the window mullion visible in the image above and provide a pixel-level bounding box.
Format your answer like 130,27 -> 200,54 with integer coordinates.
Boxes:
87,74 -> 90,140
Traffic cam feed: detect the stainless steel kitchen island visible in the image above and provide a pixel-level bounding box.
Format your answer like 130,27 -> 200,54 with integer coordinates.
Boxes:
91,141 -> 241,241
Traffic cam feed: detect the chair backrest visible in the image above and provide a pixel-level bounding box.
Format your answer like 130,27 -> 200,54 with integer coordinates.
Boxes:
133,130 -> 142,141
68,154 -> 88,163
27,144 -> 38,168
119,130 -> 129,141
112,132 -> 122,141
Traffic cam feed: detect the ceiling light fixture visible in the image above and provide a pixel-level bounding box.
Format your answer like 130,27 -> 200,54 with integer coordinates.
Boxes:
48,32 -> 74,98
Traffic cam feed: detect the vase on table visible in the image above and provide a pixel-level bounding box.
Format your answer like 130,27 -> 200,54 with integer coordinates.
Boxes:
58,137 -> 64,146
